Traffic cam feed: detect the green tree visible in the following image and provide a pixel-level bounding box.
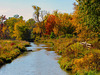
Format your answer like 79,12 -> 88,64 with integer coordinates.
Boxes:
26,18 -> 35,39
13,14 -> 19,18
76,0 -> 100,33
26,18 -> 35,30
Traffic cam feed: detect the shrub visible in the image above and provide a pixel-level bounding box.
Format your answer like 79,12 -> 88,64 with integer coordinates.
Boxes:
50,32 -> 55,39
0,40 -> 29,66
59,35 -> 66,38
84,70 -> 96,75
66,34 -> 73,38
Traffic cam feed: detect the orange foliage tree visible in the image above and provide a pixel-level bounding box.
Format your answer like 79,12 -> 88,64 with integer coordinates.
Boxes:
45,15 -> 56,35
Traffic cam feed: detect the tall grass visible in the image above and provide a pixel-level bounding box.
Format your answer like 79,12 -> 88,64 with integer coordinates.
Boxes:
36,37 -> 100,75
0,40 -> 29,67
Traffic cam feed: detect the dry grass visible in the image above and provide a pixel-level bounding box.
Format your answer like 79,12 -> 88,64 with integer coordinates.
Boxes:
0,40 -> 29,67
36,37 -> 100,75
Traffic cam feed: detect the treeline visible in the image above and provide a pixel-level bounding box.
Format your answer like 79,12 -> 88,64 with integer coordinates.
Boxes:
0,15 -> 35,41
32,0 -> 100,41
0,0 -> 100,41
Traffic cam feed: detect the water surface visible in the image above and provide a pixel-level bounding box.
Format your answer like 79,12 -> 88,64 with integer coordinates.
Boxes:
0,42 -> 68,75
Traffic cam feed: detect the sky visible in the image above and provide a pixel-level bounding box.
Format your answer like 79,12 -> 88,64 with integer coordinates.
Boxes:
0,0 -> 76,20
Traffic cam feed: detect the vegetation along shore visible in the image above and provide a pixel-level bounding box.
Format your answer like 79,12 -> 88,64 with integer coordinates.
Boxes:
0,0 -> 100,75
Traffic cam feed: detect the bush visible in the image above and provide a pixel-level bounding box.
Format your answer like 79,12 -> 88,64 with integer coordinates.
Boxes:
50,32 -> 55,39
59,35 -> 66,38
0,40 -> 29,66
84,70 -> 96,75
66,34 -> 73,38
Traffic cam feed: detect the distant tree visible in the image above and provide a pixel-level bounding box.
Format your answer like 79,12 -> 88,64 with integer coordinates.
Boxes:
32,5 -> 41,22
0,15 -> 6,23
5,17 -> 19,37
14,14 -> 19,18
19,16 -> 23,20
5,15 -> 24,38
26,18 -> 35,30
53,10 -> 59,17
26,18 -> 35,39
40,10 -> 47,21
0,15 -> 7,39
13,20 -> 30,40
45,15 -> 56,35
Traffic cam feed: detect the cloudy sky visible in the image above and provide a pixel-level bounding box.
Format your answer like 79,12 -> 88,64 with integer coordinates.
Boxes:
0,0 -> 76,20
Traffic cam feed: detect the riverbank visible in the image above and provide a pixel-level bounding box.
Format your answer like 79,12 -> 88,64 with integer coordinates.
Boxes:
0,40 -> 30,67
0,42 -> 68,75
35,37 -> 100,75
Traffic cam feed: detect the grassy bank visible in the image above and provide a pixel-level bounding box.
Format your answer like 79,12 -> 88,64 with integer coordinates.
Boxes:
35,37 -> 100,75
0,40 -> 30,67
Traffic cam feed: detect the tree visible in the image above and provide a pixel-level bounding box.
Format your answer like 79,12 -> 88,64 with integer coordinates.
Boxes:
19,16 -> 23,20
0,15 -> 6,23
32,5 -> 41,22
14,14 -> 19,18
0,15 -> 7,39
13,20 -> 30,40
26,18 -> 36,39
5,15 -> 24,38
45,15 -> 56,35
76,0 -> 100,33
40,10 -> 47,21
26,18 -> 35,30
53,10 -> 59,17
5,17 -> 19,38
75,0 -> 100,40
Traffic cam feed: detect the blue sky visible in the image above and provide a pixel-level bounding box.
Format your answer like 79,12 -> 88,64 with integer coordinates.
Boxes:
0,0 -> 76,20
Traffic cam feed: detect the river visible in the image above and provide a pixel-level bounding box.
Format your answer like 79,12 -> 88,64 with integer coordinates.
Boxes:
0,42 -> 68,75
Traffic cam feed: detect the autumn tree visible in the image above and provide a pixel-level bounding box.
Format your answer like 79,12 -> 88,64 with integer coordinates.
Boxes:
76,0 -> 100,39
32,5 -> 41,22
45,15 -> 56,35
0,15 -> 7,39
13,20 -> 30,40
26,18 -> 35,30
0,15 -> 6,23
26,18 -> 36,39
54,12 -> 75,35
5,15 -> 24,38
53,10 -> 59,17
5,17 -> 19,38
40,10 -> 47,21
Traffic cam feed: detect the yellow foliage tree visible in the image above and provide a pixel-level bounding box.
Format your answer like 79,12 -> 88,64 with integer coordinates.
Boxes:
13,20 -> 30,40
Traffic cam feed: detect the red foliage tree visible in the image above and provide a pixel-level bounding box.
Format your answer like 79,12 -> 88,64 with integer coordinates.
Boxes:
45,15 -> 56,35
